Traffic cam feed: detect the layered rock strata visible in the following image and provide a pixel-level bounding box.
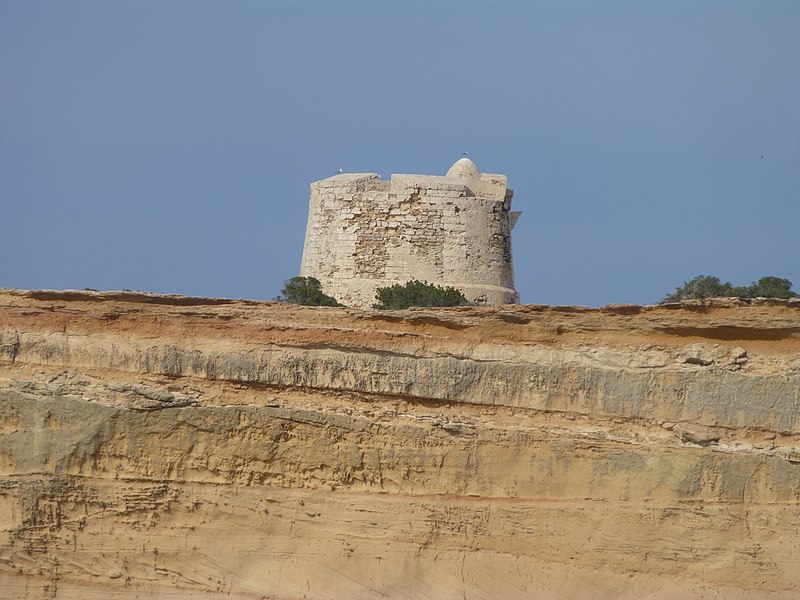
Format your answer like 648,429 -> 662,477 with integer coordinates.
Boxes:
0,289 -> 799,599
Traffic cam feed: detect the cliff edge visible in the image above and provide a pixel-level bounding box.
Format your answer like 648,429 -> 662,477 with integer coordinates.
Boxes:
1,289 -> 799,599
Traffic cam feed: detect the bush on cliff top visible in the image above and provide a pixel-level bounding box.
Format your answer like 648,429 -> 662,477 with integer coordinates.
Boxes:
660,275 -> 798,303
276,277 -> 342,307
374,280 -> 469,309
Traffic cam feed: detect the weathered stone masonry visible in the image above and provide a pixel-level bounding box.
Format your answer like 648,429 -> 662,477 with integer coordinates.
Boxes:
300,158 -> 521,308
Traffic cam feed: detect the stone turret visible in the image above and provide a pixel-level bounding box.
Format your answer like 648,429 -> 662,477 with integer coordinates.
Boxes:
300,158 -> 521,308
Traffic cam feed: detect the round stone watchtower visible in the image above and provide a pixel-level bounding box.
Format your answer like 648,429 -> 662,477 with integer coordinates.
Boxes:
300,158 -> 521,308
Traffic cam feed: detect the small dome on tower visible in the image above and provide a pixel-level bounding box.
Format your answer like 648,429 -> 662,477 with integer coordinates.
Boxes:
446,157 -> 481,179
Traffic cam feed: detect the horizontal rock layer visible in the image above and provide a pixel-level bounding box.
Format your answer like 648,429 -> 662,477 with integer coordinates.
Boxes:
0,289 -> 799,599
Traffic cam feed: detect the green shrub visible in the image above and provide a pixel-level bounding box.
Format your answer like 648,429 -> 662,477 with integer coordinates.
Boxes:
374,280 -> 469,309
744,276 -> 797,299
277,277 -> 342,306
660,275 -> 738,303
660,274 -> 798,303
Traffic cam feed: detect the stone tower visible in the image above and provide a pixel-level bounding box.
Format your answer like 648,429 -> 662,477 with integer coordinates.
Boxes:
300,157 -> 521,308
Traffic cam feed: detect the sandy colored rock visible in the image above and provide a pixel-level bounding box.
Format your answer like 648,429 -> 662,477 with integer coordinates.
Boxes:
0,289 -> 799,599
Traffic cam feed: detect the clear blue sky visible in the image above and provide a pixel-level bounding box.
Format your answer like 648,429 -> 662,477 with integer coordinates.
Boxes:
2,1 -> 798,306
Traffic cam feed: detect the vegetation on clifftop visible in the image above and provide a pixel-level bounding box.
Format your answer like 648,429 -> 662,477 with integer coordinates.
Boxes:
276,273 -> 797,308
276,277 -> 342,306
661,275 -> 798,303
373,280 -> 469,309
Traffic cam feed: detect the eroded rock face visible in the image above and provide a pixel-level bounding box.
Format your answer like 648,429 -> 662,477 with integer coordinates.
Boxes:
0,289 -> 799,599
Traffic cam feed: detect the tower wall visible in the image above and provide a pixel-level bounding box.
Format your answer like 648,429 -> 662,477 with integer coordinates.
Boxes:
300,165 -> 519,308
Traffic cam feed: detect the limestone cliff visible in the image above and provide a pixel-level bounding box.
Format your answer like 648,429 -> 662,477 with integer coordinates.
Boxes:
1,289 -> 799,599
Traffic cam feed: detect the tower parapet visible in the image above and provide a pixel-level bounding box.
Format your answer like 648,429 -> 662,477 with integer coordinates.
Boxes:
300,158 -> 520,308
